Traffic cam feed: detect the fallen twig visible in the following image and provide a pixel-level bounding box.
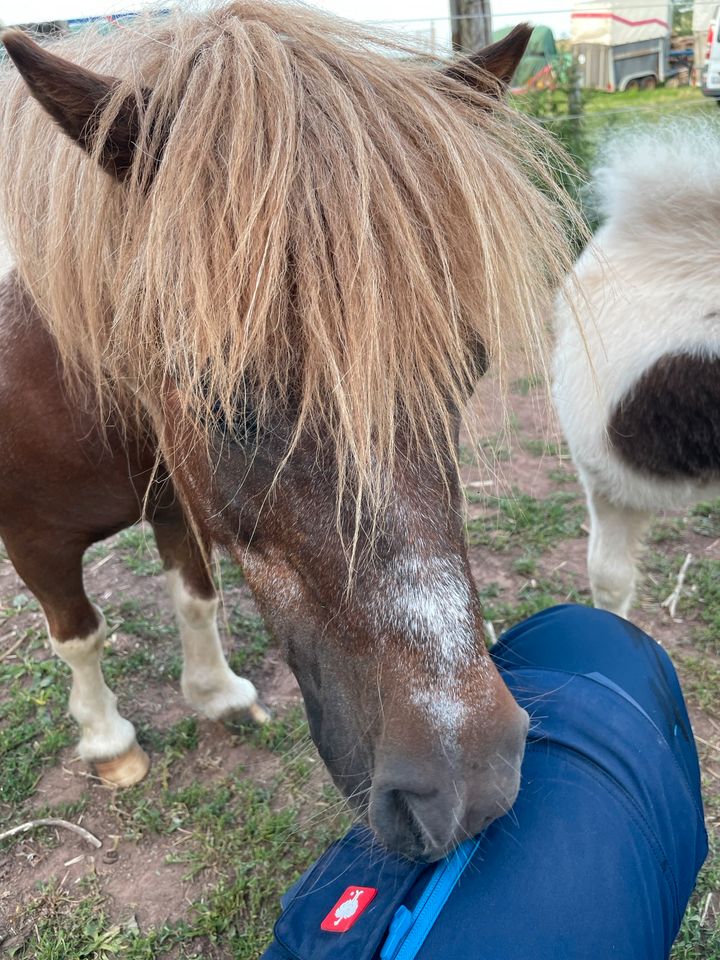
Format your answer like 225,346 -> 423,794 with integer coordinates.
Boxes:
0,631 -> 31,662
695,735 -> 720,758
484,620 -> 497,646
661,553 -> 692,619
0,818 -> 102,848
702,892 -> 713,925
88,553 -> 115,574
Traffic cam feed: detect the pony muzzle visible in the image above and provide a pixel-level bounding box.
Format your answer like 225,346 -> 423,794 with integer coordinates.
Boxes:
369,704 -> 529,861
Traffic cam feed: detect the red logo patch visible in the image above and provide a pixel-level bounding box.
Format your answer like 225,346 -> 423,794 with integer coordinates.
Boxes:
321,886 -> 378,932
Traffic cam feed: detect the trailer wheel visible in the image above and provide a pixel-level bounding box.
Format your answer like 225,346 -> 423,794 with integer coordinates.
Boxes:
625,79 -> 641,91
641,76 -> 657,90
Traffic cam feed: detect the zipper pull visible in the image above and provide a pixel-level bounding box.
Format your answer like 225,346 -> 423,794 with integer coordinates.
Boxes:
380,906 -> 414,959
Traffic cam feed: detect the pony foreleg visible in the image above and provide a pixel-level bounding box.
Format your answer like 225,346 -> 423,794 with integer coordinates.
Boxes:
165,569 -> 270,724
585,485 -> 650,619
49,609 -> 150,786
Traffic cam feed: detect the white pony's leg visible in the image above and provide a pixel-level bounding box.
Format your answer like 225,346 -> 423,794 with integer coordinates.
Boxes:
585,486 -> 650,619
166,569 -> 270,724
49,608 -> 150,786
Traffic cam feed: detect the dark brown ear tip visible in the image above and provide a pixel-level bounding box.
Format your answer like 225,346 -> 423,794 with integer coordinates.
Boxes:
508,22 -> 533,39
2,28 -> 31,48
2,28 -> 41,66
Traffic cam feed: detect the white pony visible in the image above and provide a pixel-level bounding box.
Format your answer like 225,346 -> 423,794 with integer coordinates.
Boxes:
553,119 -> 720,618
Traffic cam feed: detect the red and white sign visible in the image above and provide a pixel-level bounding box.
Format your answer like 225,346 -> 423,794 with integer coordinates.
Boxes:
320,886 -> 378,933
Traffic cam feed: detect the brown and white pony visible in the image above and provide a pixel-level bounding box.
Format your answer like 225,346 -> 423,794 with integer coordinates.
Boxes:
554,120 -> 720,619
0,2 -> 574,861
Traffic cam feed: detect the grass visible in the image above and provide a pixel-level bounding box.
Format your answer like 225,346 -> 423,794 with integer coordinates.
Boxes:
6,768 -> 347,959
678,656 -> 720,715
510,374 -> 544,396
520,438 -> 569,459
4,704 -> 346,960
466,489 -> 586,555
643,548 -> 720,655
691,500 -> 720,540
228,614 -> 272,674
672,844 -> 720,959
0,632 -> 74,811
214,555 -> 245,589
547,467 -> 577,486
107,598 -> 175,646
115,527 -> 163,578
479,576 -> 590,632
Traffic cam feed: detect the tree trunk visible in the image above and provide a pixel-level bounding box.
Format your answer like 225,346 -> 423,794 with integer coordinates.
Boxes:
449,0 -> 492,52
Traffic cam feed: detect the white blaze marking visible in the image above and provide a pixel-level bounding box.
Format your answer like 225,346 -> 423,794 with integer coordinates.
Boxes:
368,547 -> 485,742
378,553 -> 475,669
411,686 -> 468,733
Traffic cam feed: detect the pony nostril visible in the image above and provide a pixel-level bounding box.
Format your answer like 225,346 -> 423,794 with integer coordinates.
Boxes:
392,791 -> 427,848
370,785 -> 451,861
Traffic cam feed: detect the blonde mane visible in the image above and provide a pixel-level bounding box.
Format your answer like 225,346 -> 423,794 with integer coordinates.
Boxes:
0,1 -> 580,511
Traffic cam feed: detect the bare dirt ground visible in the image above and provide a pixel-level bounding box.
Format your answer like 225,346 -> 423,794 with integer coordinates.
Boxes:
1,371 -> 719,957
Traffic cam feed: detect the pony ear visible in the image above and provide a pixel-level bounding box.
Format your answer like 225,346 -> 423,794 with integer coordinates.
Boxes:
446,23 -> 532,94
1,29 -> 141,179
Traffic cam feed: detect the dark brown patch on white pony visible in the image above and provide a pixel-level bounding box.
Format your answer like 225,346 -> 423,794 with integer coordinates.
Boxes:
609,352 -> 720,478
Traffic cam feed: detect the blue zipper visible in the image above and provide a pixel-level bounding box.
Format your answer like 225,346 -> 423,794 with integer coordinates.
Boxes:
380,837 -> 481,960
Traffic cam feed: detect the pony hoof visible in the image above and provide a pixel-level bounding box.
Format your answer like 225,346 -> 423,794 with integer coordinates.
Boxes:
248,699 -> 272,724
93,742 -> 150,787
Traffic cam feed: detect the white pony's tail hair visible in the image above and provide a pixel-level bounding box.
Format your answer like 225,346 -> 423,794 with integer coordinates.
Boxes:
590,117 -> 720,229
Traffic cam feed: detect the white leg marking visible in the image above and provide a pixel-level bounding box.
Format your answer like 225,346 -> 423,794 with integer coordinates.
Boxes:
50,611 -> 137,763
586,487 -> 651,618
166,569 -> 263,721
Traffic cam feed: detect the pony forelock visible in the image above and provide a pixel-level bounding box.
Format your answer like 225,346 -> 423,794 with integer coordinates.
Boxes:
0,1 -> 582,515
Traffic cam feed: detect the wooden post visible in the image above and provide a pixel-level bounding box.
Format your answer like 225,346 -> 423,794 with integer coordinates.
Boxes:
449,0 -> 492,52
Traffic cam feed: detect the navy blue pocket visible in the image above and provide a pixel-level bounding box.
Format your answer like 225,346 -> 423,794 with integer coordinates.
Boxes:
270,825 -> 428,960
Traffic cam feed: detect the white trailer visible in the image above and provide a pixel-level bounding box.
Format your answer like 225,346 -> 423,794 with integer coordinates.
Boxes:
571,0 -> 671,91
693,0 -> 717,81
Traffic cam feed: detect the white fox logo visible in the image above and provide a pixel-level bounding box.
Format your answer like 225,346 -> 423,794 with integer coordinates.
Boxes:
333,889 -> 364,926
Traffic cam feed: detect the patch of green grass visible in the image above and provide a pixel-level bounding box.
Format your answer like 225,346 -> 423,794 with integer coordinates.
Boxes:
691,500 -> 720,540
228,613 -> 272,674
478,433 -> 511,462
106,599 -> 175,646
510,374 -> 544,396
103,645 -> 159,684
512,555 -> 538,577
0,633 -> 74,810
466,489 -> 586,555
115,527 -> 163,577
547,467 -> 577,486
642,549 -> 680,604
677,655 -> 720,714
479,577 -> 590,632
649,517 -> 687,544
214,555 -> 245,589
671,844 -> 720,959
644,551 -> 720,654
520,438 -> 569,459
0,592 -> 40,619
685,560 -> 720,653
459,444 -> 476,466
246,704 -> 309,755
